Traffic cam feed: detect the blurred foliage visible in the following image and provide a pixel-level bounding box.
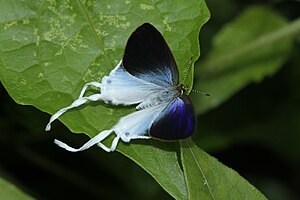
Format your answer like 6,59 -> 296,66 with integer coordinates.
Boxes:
194,0 -> 300,200
193,5 -> 297,114
0,177 -> 33,200
0,0 -> 300,199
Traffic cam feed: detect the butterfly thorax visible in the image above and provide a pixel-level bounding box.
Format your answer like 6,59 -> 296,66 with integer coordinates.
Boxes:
136,86 -> 180,110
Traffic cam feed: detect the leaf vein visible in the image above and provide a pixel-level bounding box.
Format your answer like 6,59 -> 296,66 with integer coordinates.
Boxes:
76,0 -> 113,70
188,141 -> 216,200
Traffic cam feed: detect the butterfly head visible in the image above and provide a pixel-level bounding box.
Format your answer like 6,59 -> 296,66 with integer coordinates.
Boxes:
177,84 -> 188,96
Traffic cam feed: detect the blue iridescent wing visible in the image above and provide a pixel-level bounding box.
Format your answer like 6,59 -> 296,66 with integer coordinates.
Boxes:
122,23 -> 179,86
150,95 -> 196,140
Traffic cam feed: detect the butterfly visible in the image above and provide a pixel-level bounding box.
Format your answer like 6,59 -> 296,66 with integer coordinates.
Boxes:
45,23 -> 197,152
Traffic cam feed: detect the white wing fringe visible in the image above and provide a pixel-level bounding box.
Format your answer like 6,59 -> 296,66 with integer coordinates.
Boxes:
45,61 -> 165,152
45,82 -> 102,131
44,81 -> 120,152
54,130 -> 118,152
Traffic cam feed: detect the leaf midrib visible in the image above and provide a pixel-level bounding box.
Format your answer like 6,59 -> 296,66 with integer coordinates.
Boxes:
186,140 -> 215,200
76,0 -> 113,70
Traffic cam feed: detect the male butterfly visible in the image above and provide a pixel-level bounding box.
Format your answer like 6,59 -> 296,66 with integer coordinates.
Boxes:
46,23 -> 196,152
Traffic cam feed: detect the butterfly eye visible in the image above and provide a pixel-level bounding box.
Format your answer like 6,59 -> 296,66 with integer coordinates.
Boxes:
176,84 -> 187,95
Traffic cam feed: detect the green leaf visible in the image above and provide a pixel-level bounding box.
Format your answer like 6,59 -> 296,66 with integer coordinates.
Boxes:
0,177 -> 33,200
193,6 -> 299,114
181,139 -> 267,200
0,0 -> 209,199
118,141 -> 187,199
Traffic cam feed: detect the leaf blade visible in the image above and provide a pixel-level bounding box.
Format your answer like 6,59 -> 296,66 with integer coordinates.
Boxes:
0,0 -> 210,199
0,177 -> 33,200
193,6 -> 299,114
181,139 -> 267,200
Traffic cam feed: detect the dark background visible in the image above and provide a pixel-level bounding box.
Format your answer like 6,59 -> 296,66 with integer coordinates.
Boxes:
1,0 -> 300,199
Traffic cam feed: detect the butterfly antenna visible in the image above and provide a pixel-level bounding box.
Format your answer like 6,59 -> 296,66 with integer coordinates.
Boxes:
184,57 -> 210,97
183,56 -> 193,84
192,89 -> 210,96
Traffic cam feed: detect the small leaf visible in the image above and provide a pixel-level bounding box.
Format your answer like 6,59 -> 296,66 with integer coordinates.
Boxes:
0,177 -> 33,200
193,6 -> 299,114
181,139 -> 267,200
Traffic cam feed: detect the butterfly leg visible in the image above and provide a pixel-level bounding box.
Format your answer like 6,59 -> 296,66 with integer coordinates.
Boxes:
130,135 -> 151,140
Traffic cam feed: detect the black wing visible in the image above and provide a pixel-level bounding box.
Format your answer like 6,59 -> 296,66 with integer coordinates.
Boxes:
122,23 -> 179,86
150,95 -> 195,140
